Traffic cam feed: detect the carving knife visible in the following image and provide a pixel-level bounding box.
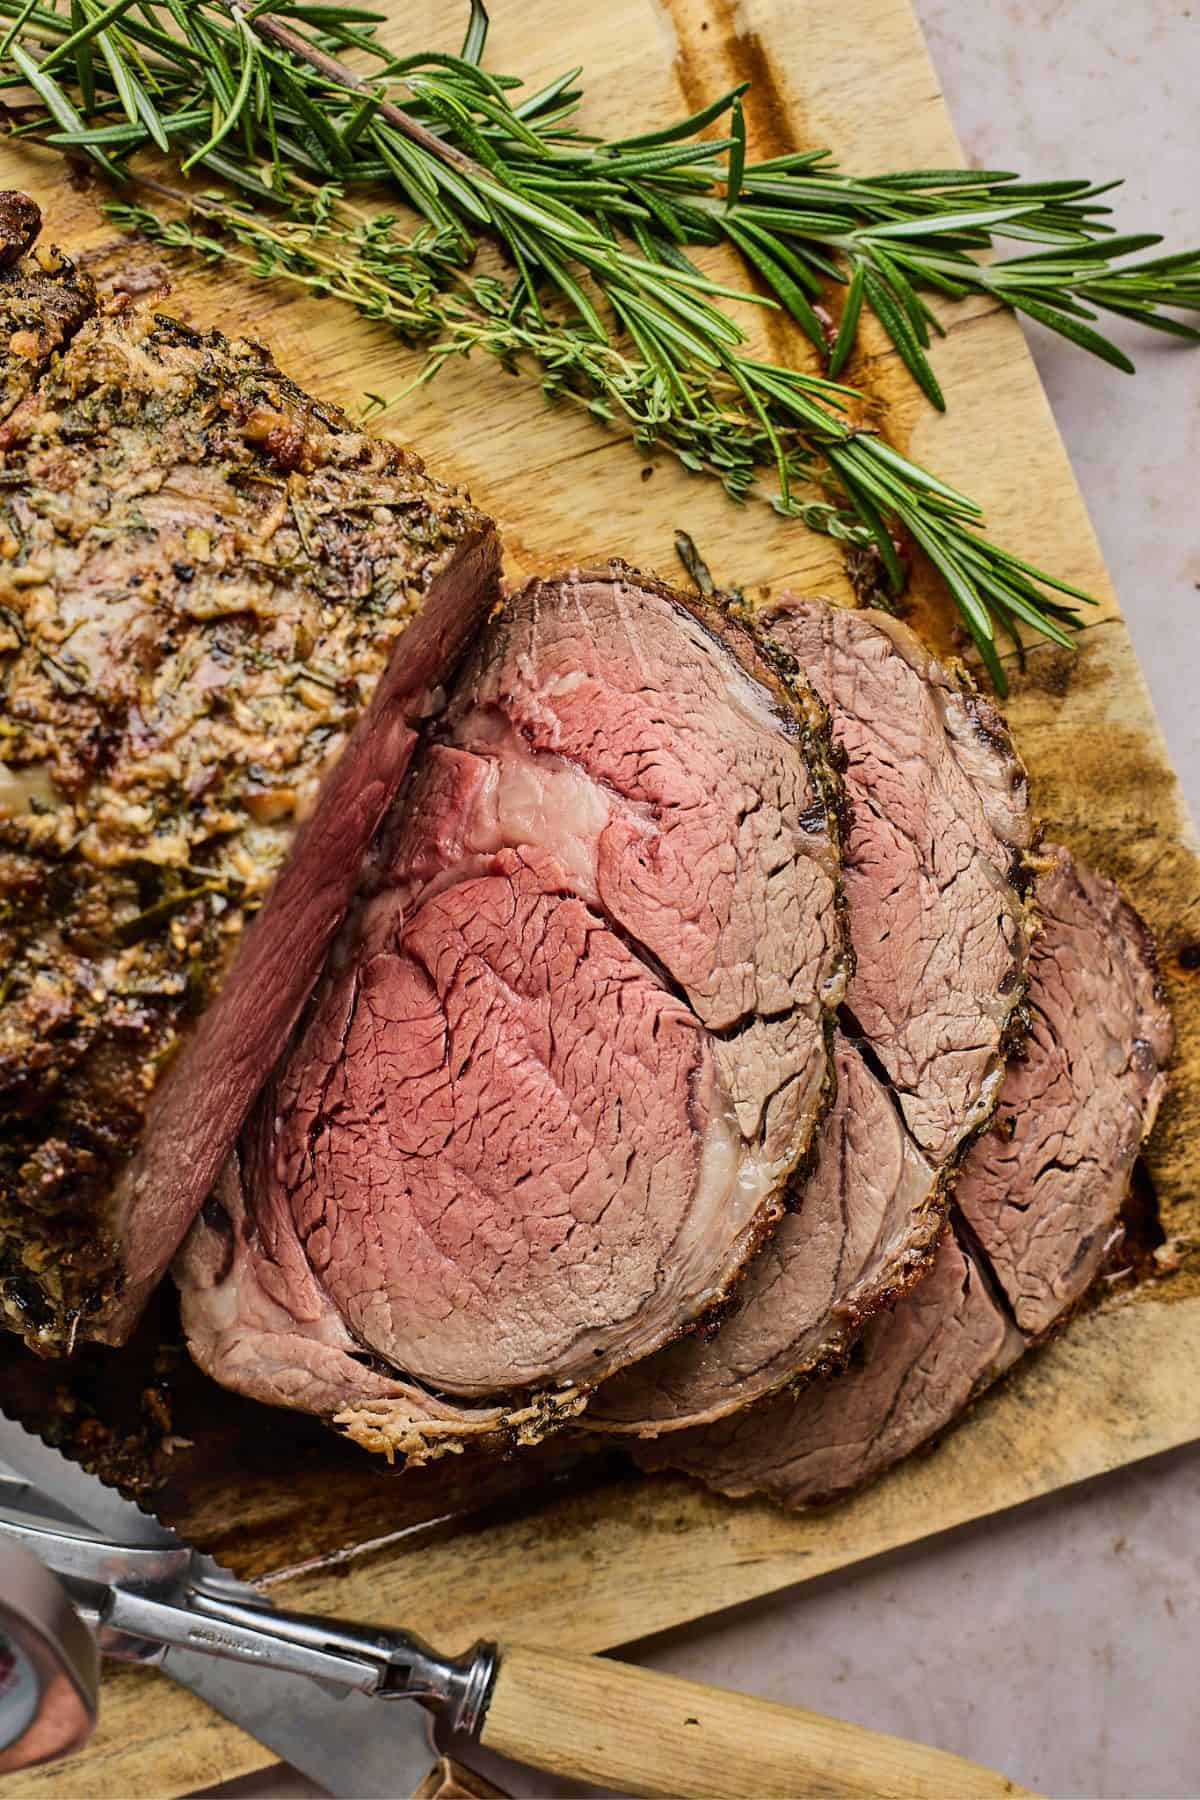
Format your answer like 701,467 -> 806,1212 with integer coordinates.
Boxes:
0,1415 -> 466,1797
0,1412 -> 1039,1799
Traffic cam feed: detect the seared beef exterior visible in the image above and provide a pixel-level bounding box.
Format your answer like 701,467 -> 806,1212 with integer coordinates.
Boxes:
636,845 -> 1173,1505
179,572 -> 848,1461
0,196 -> 498,1350
0,195 -> 94,426
590,599 -> 1033,1434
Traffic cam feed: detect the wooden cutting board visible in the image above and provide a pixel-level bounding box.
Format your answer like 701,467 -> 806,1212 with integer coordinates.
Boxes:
3,0 -> 1198,1793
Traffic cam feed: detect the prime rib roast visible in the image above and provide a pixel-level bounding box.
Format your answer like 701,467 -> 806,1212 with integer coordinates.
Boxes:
588,600 -> 1035,1435
0,192 -> 1175,1504
0,195 -> 499,1350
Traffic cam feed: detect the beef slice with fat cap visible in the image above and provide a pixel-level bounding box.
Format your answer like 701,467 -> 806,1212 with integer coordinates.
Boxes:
635,844 -> 1173,1505
178,571 -> 848,1462
0,194 -> 499,1349
590,599 -> 1034,1434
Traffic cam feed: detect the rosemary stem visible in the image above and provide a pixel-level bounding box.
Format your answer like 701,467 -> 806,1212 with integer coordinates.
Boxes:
220,0 -> 484,182
9,0 -> 1186,685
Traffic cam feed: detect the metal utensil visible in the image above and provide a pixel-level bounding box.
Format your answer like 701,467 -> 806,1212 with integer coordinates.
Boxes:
0,1414 -> 1039,1800
0,1413 -> 488,1795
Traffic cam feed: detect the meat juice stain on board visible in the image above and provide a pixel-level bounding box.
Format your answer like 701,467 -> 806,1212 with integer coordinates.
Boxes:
656,0 -> 962,659
660,0 -> 810,372
659,0 -> 807,165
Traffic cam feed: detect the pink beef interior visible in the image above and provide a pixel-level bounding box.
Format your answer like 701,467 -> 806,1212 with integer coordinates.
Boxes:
178,572 -> 845,1433
269,837 -> 735,1393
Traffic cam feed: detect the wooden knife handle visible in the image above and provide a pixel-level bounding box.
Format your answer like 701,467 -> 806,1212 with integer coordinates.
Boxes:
478,1642 -> 1039,1799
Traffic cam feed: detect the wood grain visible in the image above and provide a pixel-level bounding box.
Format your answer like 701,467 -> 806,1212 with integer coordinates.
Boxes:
479,1643 -> 1039,1798
1,0 -> 1197,1794
411,1758 -> 508,1800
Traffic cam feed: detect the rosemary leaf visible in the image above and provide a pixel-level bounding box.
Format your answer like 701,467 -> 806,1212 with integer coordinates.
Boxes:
2,0 -> 1191,683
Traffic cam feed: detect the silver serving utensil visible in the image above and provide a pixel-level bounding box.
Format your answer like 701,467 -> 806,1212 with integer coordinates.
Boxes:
0,1412 -> 487,1795
0,1411 -> 1039,1800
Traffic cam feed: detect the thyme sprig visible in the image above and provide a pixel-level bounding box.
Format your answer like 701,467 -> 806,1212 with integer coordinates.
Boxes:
112,182 -> 1088,689
0,0 -> 1192,681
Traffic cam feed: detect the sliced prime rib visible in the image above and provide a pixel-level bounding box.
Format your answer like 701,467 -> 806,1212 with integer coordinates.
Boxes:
178,572 -> 848,1462
0,195 -> 499,1351
635,845 -> 1173,1505
590,599 -> 1033,1435
783,600 -> 1034,1162
955,850 -> 1174,1336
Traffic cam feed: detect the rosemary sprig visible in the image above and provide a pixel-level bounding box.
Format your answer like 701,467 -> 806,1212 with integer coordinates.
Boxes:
0,0 -> 1192,682
2,0 -> 1194,399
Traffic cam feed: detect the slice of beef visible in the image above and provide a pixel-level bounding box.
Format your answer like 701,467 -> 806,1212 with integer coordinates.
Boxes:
653,1231 -> 1023,1507
957,851 -> 1173,1335
589,599 -> 1032,1434
636,845 -> 1173,1507
591,1036 -> 942,1430
182,1146 -> 590,1461
436,575 -> 847,1171
778,599 -> 1033,1162
178,571 -> 848,1461
0,197 -> 499,1351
